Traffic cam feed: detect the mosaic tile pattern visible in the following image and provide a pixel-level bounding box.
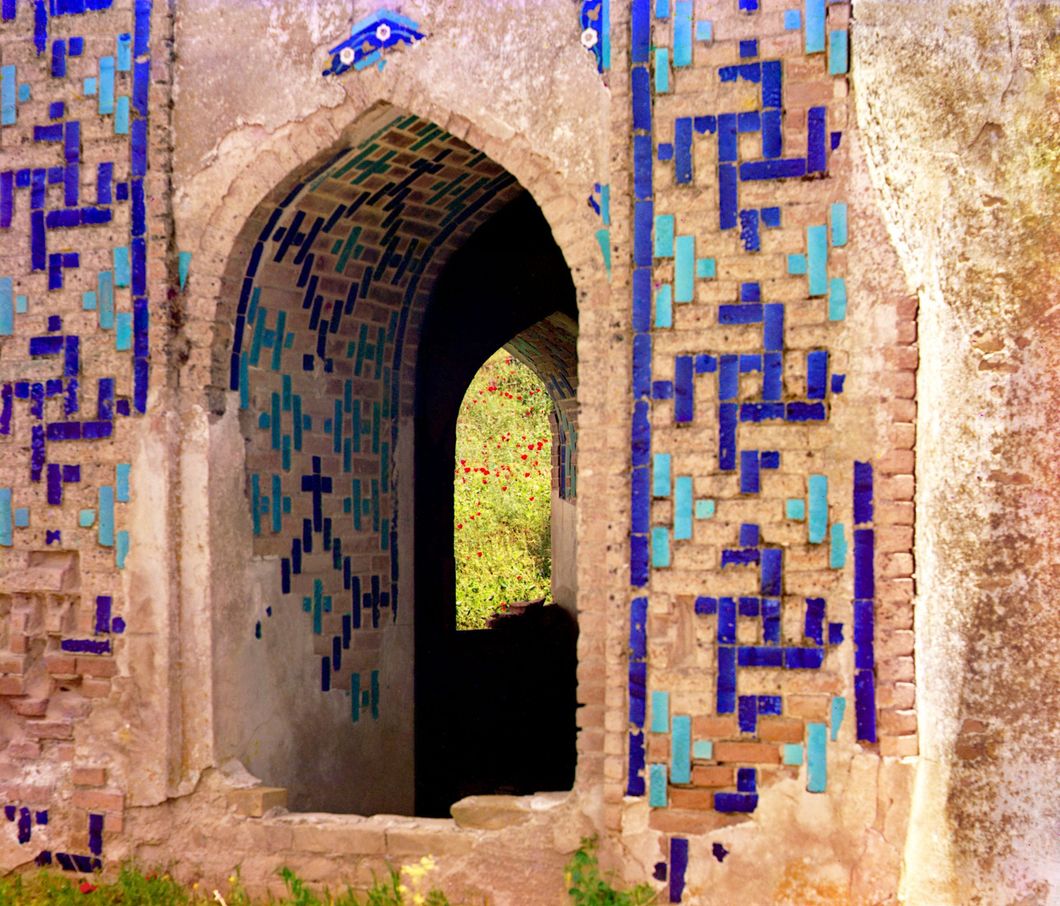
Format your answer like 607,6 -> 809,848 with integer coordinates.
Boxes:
624,1 -> 869,898
226,113 -> 587,719
322,8 -> 425,76
0,0 -> 153,871
580,0 -> 611,72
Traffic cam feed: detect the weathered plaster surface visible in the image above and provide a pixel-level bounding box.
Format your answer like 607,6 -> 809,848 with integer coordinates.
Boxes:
172,0 -> 608,240
856,3 -> 1060,902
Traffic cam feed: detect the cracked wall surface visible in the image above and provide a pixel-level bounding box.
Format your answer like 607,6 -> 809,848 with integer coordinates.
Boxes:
0,0 -> 1056,903
855,3 -> 1060,903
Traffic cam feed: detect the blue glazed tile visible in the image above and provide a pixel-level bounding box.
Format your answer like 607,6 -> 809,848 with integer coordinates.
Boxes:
714,792 -> 758,812
673,0 -> 692,66
652,526 -> 671,568
653,380 -> 674,399
671,715 -> 691,782
717,645 -> 736,713
763,352 -> 782,400
828,277 -> 847,320
627,732 -> 646,796
674,117 -> 693,183
669,837 -> 688,903
634,134 -> 653,199
655,284 -> 673,329
674,476 -> 693,539
653,453 -> 672,497
806,350 -> 829,398
807,474 -> 828,543
717,113 -> 737,163
695,596 -> 717,615
738,695 -> 757,733
831,202 -> 848,247
806,722 -> 827,792
740,158 -> 806,180
650,690 -> 670,733
760,548 -> 781,595
855,668 -> 877,742
633,267 -> 652,331
804,597 -> 825,644
854,529 -> 875,598
807,106 -> 827,172
805,0 -> 826,53
719,403 -> 738,469
737,110 -> 760,133
828,29 -> 848,74
655,214 -> 675,257
829,522 -> 847,568
653,47 -> 670,94
830,696 -> 846,740
674,354 -> 694,421
719,164 -> 738,229
674,235 -> 694,302
853,461 -> 874,525
649,763 -> 667,807
807,225 -> 828,295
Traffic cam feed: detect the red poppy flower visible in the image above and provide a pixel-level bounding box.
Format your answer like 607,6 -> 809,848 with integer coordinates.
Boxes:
79,881 -> 96,894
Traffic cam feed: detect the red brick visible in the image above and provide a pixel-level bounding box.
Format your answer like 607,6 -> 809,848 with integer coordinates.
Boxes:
11,698 -> 47,717
72,767 -> 106,787
71,789 -> 123,813
669,788 -> 712,810
81,678 -> 111,698
647,734 -> 670,760
0,676 -> 26,696
6,740 -> 41,760
785,695 -> 831,720
28,721 -> 73,740
45,656 -> 78,676
77,657 -> 118,678
692,715 -> 738,737
0,655 -> 27,674
880,735 -> 918,758
649,809 -> 743,835
879,630 -> 915,659
758,718 -> 805,743
714,742 -> 780,764
877,450 -> 915,475
691,765 -> 734,788
879,709 -> 918,736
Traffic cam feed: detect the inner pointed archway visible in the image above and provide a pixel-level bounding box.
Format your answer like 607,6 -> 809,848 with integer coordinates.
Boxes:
209,104 -> 578,818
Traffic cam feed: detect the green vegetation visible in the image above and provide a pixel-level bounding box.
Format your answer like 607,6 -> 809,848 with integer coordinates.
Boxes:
0,842 -> 655,904
0,860 -> 453,906
565,839 -> 656,906
454,350 -> 553,629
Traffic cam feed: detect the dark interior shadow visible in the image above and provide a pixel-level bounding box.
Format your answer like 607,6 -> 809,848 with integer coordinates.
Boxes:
414,191 -> 579,817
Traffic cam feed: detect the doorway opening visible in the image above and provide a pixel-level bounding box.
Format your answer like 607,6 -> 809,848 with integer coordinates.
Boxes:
415,194 -> 579,816
212,106 -> 579,818
454,350 -> 555,630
